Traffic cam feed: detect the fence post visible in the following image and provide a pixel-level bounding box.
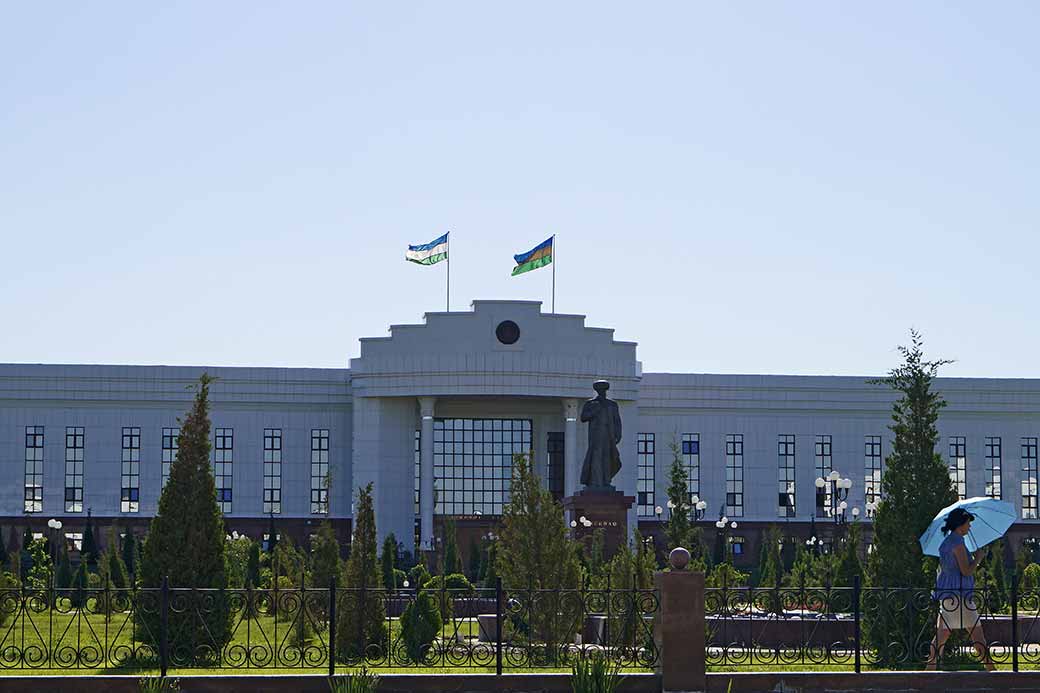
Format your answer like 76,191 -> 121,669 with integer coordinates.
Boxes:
160,575 -> 169,677
495,576 -> 503,676
853,574 -> 861,674
1012,571 -> 1019,672
328,575 -> 337,678
654,548 -> 705,693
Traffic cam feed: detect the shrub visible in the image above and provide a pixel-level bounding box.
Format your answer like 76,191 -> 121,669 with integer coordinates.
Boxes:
425,573 -> 474,624
399,590 -> 441,663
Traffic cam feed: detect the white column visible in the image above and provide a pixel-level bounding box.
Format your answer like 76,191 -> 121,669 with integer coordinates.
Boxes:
419,396 -> 436,553
563,399 -> 579,497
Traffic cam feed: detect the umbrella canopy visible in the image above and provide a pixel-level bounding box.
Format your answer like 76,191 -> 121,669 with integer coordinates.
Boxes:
919,496 -> 1016,557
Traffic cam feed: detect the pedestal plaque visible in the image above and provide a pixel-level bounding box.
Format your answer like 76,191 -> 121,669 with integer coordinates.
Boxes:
563,489 -> 635,558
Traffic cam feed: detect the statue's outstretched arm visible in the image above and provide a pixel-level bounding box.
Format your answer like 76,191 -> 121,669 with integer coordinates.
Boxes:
580,400 -> 597,423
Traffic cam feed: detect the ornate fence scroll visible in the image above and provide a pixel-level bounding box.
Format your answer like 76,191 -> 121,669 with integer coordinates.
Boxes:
0,580 -> 658,673
706,575 -> 1040,671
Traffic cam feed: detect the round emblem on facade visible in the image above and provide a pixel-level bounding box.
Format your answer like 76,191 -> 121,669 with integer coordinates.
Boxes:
495,320 -> 520,345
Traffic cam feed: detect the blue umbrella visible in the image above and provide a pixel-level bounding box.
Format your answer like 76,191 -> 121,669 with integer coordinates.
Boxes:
919,497 -> 1016,556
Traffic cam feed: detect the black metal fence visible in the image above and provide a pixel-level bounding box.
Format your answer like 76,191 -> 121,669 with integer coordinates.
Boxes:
706,575 -> 1040,671
0,578 -> 658,673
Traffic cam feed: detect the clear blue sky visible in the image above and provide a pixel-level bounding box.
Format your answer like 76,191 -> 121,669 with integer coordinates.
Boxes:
2,3 -> 1037,377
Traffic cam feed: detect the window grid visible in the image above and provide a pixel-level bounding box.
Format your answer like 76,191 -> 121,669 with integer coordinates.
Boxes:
949,437 -> 967,500
161,427 -> 179,489
865,436 -> 882,516
637,433 -> 655,517
985,437 -> 1002,500
65,427 -> 84,513
263,429 -> 282,514
546,432 -> 565,502
726,434 -> 744,517
120,427 -> 141,513
24,426 -> 44,513
433,418 -> 531,516
815,435 -> 832,517
778,434 -> 796,518
1022,438 -> 1038,520
681,434 -> 700,503
311,429 -> 329,514
214,428 -> 233,513
414,430 -> 421,516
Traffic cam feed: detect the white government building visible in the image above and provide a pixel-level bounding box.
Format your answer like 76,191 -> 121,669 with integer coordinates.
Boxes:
2,300 -> 1039,564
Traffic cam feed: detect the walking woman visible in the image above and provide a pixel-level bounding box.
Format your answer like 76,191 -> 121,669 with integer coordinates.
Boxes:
926,508 -> 995,671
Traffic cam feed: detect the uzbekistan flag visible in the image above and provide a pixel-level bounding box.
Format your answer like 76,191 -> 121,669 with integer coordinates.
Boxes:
511,236 -> 553,276
406,233 -> 448,266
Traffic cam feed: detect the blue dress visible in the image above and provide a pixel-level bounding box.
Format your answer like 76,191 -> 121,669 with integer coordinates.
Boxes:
933,532 -> 974,602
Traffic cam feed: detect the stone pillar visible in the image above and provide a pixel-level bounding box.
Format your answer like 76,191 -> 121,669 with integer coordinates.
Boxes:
655,548 -> 706,692
563,399 -> 579,497
418,396 -> 436,553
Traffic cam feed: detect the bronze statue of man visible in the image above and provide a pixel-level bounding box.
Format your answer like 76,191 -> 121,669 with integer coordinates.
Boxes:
580,380 -> 622,489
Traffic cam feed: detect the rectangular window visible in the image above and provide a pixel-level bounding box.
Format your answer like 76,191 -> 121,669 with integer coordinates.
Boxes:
263,429 -> 282,514
311,429 -> 329,515
985,437 -> 1002,500
433,418 -> 532,516
815,435 -> 833,517
949,437 -> 967,500
865,435 -> 882,515
214,428 -> 233,513
778,434 -> 796,518
24,426 -> 44,513
1022,438 -> 1038,520
726,434 -> 744,517
637,433 -> 655,517
64,426 -> 84,513
414,430 -> 421,516
65,532 -> 83,552
161,427 -> 179,488
546,432 -> 565,501
120,427 -> 141,513
682,434 -> 700,503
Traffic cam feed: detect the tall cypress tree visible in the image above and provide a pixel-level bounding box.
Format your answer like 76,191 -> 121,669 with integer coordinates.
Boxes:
381,533 -> 398,589
121,531 -> 136,581
442,518 -> 459,575
81,510 -> 99,571
664,438 -> 693,553
55,537 -> 73,590
864,332 -> 957,665
337,483 -> 386,660
102,526 -> 130,589
138,374 -> 230,659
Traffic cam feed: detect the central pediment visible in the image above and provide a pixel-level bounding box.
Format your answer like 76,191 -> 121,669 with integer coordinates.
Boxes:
349,300 -> 640,400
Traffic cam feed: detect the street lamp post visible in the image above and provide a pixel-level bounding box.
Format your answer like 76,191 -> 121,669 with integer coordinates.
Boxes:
714,512 -> 738,562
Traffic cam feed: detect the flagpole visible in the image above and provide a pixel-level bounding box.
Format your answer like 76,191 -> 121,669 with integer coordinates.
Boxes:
551,234 -> 556,313
446,232 -> 450,312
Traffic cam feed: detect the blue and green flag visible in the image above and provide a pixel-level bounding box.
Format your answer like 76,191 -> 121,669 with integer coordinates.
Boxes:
511,236 -> 553,276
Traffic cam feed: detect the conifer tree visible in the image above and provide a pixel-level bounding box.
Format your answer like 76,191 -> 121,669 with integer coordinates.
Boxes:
81,511 -> 99,571
138,374 -> 231,657
310,522 -> 341,590
121,531 -> 136,581
56,537 -> 73,590
482,541 -> 499,589
246,541 -> 261,588
442,517 -> 459,575
337,483 -> 386,660
864,332 -> 957,665
0,525 -> 7,568
381,533 -> 398,589
836,522 -> 864,589
467,538 -> 481,582
266,515 -> 279,555
102,527 -> 130,589
664,439 -> 692,552
19,527 -> 33,580
757,526 -> 784,588
497,454 -> 580,648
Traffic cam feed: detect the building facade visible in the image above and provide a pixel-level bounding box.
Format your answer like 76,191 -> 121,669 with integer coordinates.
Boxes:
3,300 -> 1040,565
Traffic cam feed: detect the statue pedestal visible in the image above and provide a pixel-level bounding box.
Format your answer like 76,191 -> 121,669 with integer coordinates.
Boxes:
563,489 -> 635,559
